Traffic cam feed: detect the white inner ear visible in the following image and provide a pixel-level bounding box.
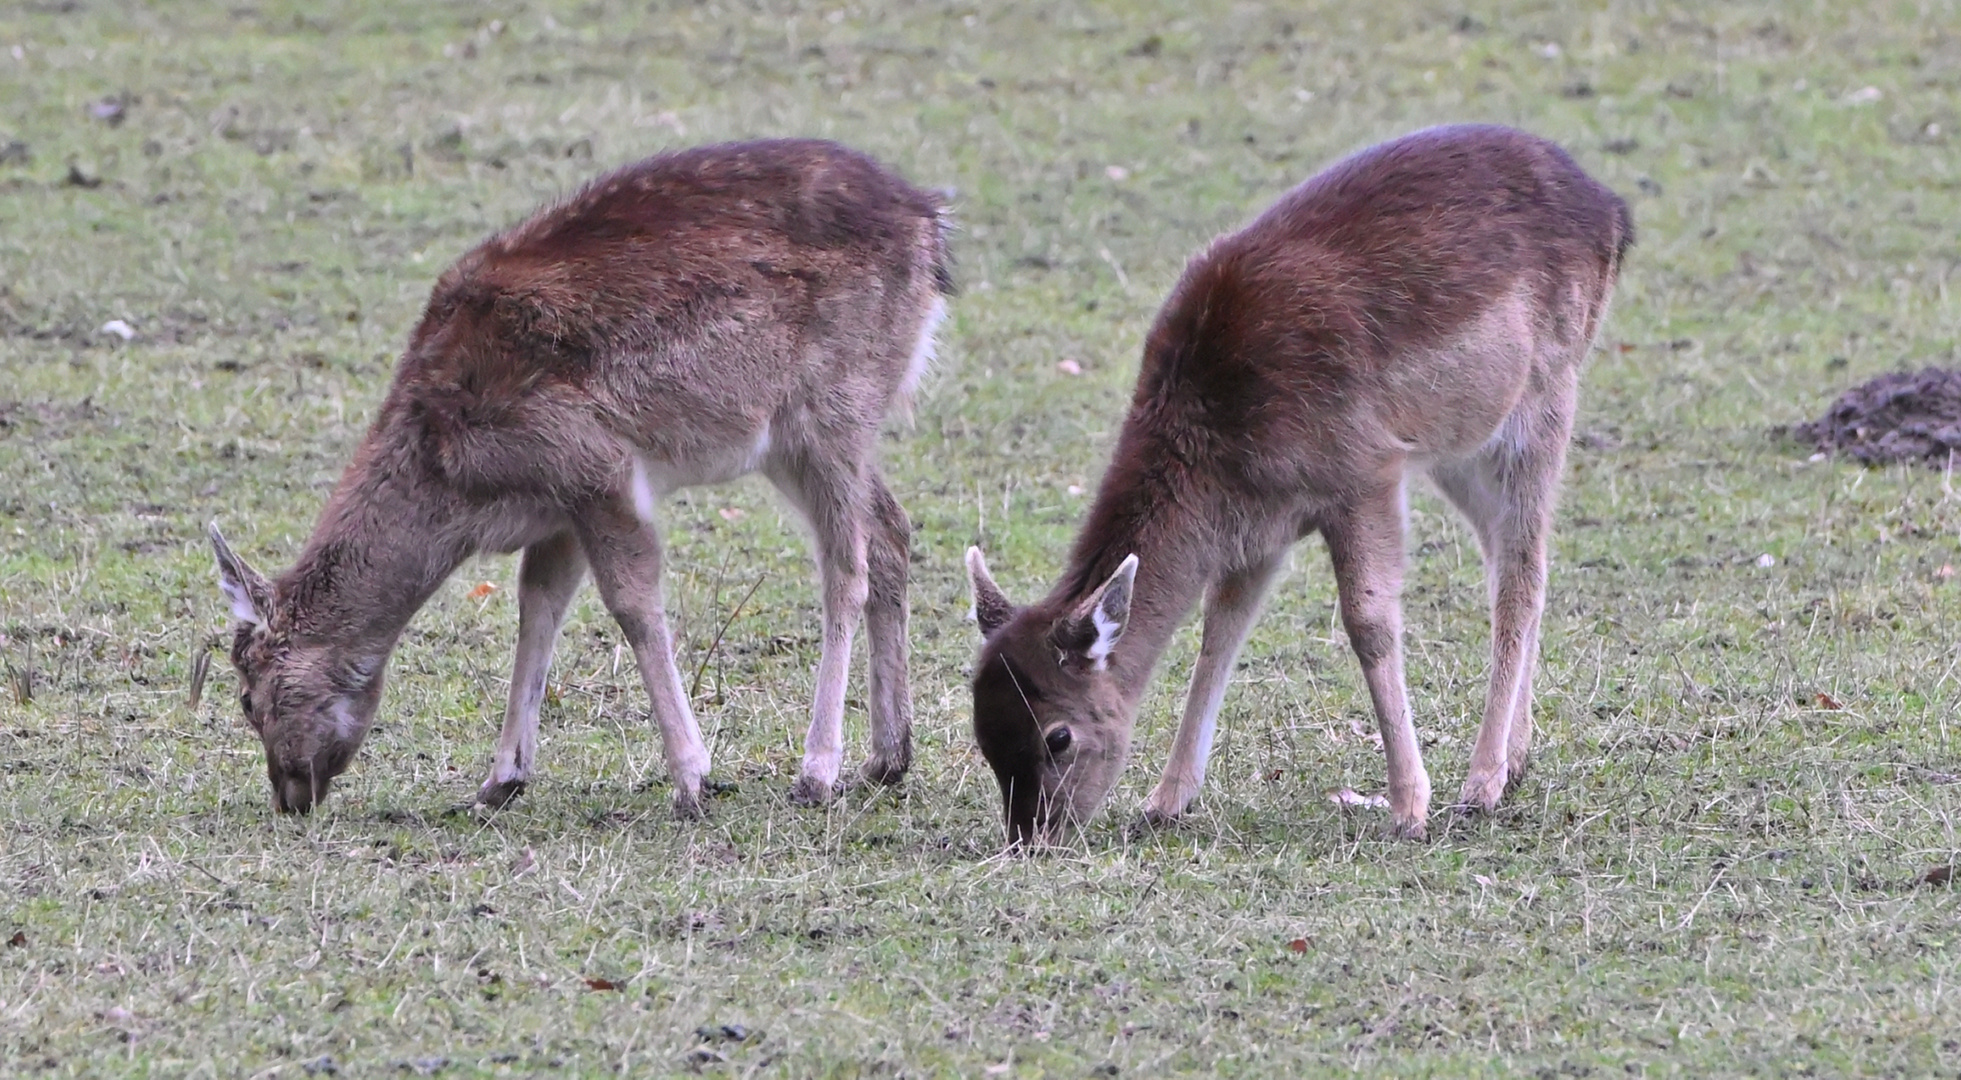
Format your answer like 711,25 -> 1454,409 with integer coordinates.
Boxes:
219,576 -> 263,626
1082,553 -> 1137,671
1085,602 -> 1123,671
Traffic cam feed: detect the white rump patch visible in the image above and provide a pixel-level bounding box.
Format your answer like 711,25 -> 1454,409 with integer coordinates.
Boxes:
897,295 -> 947,405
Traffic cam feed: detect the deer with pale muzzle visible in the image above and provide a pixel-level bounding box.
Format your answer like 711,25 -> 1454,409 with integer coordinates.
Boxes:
212,138 -> 951,815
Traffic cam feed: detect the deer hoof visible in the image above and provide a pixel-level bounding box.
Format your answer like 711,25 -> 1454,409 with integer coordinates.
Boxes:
858,751 -> 911,787
1385,813 -> 1429,841
475,777 -> 527,809
1457,770 -> 1508,813
789,774 -> 840,806
1504,749 -> 1532,792
1141,785 -> 1196,825
671,784 -> 707,820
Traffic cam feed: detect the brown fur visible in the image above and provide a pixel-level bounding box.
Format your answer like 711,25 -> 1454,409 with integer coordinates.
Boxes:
213,138 -> 951,814
968,125 -> 1630,844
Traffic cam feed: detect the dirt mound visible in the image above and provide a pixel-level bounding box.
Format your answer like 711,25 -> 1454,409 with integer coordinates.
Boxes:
1790,367 -> 1961,468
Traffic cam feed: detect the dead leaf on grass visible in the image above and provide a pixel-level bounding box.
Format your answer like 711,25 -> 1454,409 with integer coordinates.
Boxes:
1286,937 -> 1309,953
466,581 -> 498,600
718,506 -> 746,521
1816,692 -> 1842,710
1056,358 -> 1082,376
7,930 -> 24,947
1327,788 -> 1389,809
1924,865 -> 1954,887
584,976 -> 621,991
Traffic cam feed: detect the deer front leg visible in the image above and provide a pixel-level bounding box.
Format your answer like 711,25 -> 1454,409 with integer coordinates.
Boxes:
477,531 -> 588,808
1142,554 -> 1283,824
1439,380 -> 1573,812
1325,482 -> 1431,840
767,454 -> 875,805
1457,535 -> 1549,811
858,472 -> 914,786
575,503 -> 711,818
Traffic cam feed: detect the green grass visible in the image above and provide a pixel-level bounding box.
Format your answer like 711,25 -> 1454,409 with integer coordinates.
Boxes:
3,0 -> 1959,1074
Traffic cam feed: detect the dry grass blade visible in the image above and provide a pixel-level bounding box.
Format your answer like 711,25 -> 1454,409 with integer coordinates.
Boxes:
689,571 -> 767,700
187,647 -> 211,711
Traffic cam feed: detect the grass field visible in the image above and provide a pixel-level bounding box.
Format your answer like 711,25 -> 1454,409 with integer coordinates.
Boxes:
3,0 -> 1959,1075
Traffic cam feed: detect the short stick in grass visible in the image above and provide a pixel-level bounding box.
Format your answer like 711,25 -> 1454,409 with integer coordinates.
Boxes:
211,139 -> 951,816
966,125 -> 1631,844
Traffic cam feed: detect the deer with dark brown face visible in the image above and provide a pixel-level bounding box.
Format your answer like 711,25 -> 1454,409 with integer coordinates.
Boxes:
211,138 -> 951,816
966,124 -> 1631,844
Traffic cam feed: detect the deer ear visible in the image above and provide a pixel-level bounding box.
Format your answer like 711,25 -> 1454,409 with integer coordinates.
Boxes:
965,547 -> 1017,636
1053,554 -> 1137,671
208,522 -> 271,627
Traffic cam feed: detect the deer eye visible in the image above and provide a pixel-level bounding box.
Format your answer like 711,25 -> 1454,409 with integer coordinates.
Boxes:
1044,726 -> 1073,755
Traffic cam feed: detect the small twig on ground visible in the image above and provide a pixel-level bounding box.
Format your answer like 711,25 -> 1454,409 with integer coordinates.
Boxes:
690,572 -> 767,700
180,856 -> 231,890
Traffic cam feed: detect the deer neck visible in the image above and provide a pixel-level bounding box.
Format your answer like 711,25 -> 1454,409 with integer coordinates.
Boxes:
276,417 -> 471,658
1050,434 -> 1222,708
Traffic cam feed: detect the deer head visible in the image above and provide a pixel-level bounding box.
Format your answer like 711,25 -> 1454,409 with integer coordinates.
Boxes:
208,523 -> 386,813
966,547 -> 1138,845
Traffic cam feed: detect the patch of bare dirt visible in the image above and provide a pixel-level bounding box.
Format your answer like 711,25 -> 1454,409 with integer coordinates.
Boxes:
1789,368 -> 1961,468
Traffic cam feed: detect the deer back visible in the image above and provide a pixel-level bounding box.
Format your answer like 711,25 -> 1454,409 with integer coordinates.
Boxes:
395,138 -> 953,505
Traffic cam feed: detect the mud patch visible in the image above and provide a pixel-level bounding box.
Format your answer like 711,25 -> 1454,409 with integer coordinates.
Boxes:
1789,367 -> 1961,468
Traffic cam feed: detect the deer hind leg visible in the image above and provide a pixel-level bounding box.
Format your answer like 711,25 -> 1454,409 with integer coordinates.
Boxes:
1434,378 -> 1576,812
1324,479 -> 1432,839
858,471 -> 914,786
1142,552 -> 1284,825
768,457 -> 873,806
477,530 -> 588,808
575,501 -> 711,818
